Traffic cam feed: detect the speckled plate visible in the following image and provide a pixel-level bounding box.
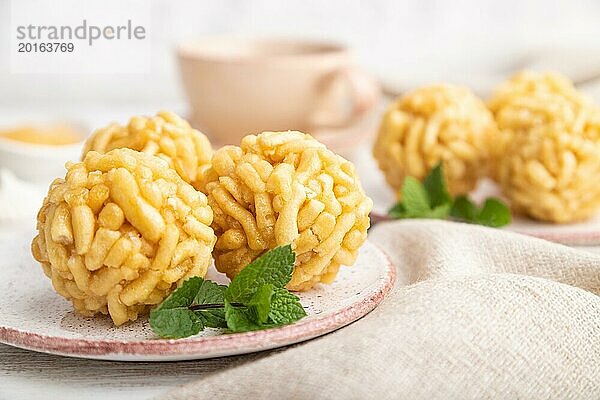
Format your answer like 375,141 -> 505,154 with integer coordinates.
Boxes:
0,229 -> 395,361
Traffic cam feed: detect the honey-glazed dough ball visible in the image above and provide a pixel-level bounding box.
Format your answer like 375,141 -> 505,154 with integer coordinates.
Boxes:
373,84 -> 497,196
204,131 -> 373,291
31,148 -> 216,325
82,111 -> 213,191
489,71 -> 599,135
488,71 -> 600,178
498,124 -> 600,223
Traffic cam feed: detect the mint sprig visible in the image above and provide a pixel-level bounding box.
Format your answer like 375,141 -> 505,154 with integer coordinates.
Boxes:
388,163 -> 511,227
149,245 -> 306,339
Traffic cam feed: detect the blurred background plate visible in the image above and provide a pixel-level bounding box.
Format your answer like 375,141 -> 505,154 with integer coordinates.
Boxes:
363,159 -> 600,247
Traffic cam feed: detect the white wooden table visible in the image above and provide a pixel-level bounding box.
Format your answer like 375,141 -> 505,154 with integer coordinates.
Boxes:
0,343 -> 282,400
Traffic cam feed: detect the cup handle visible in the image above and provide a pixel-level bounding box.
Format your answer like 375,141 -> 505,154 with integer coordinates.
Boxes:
308,67 -> 380,129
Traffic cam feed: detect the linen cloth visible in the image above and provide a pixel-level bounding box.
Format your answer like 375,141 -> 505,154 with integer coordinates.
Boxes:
160,220 -> 600,399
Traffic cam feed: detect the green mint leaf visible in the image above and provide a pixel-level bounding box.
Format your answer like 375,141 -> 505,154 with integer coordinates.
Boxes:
225,301 -> 265,332
149,308 -> 203,339
423,163 -> 451,208
451,196 -> 511,227
268,288 -> 307,325
247,284 -> 274,324
391,164 -> 453,219
450,195 -> 479,221
477,198 -> 512,227
193,279 -> 228,328
425,203 -> 452,219
225,245 -> 295,303
195,309 -> 228,329
401,177 -> 431,216
194,279 -> 227,305
154,276 -> 203,311
388,202 -> 407,218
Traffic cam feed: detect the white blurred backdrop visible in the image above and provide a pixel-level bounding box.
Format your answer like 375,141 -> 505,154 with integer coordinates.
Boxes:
1,0 -> 600,112
0,0 -> 599,227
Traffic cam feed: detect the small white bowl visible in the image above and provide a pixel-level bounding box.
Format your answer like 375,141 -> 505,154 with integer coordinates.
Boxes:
0,122 -> 87,184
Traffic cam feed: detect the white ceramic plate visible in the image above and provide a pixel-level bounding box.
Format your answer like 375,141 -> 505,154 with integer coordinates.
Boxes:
0,229 -> 395,361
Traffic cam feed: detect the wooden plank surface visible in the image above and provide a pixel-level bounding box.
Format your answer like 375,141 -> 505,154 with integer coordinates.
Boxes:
0,343 -> 276,400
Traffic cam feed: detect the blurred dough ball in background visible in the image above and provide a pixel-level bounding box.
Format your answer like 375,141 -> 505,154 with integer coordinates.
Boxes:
498,124 -> 600,223
488,71 -> 600,179
373,84 -> 497,196
31,148 -> 216,325
490,71 -> 600,222
82,111 -> 213,192
204,131 -> 372,291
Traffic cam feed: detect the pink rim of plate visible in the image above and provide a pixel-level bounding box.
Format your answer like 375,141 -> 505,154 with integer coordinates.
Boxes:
507,229 -> 600,246
0,243 -> 396,359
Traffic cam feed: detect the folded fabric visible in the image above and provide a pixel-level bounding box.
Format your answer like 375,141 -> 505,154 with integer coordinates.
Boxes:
160,220 -> 600,400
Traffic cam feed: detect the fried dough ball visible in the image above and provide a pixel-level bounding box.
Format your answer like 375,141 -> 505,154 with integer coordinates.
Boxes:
373,84 -> 497,196
489,71 -> 598,135
82,111 -> 212,191
488,71 -> 600,178
498,124 -> 600,223
31,148 -> 216,325
204,131 -> 372,291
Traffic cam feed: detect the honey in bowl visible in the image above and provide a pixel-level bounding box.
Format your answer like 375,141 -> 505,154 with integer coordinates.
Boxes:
0,124 -> 82,146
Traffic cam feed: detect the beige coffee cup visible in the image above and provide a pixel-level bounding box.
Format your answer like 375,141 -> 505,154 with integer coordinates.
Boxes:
177,37 -> 380,146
